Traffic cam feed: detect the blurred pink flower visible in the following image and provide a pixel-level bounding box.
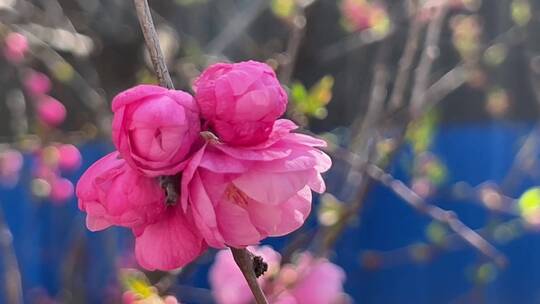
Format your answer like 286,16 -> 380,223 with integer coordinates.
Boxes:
210,246 -> 281,304
3,32 -> 28,63
194,61 -> 287,146
182,119 -> 331,248
275,254 -> 347,304
37,96 -> 67,127
24,70 -> 51,96
50,177 -> 74,204
341,0 -> 372,31
112,85 -> 201,176
58,144 -> 82,172
210,247 -> 347,304
0,149 -> 23,187
77,152 -> 206,271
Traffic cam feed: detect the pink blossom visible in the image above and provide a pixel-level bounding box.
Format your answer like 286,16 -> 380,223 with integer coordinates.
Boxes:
276,254 -> 347,304
182,119 -> 331,248
50,177 -> 74,204
0,149 -> 23,187
77,152 -> 207,270
3,32 -> 28,63
24,70 -> 51,96
37,96 -> 67,127
58,144 -> 82,172
112,85 -> 201,176
341,0 -> 372,31
76,152 -> 167,231
194,61 -> 287,146
210,247 -> 347,304
210,246 -> 281,304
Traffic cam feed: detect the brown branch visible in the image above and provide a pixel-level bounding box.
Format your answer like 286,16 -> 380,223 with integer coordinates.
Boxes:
409,3 -> 448,119
0,205 -> 23,304
133,0 -> 174,89
230,248 -> 269,304
132,0 -> 180,204
388,16 -> 423,111
365,164 -> 508,267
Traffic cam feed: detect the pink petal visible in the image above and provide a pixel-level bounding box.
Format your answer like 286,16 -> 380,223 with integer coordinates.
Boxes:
233,170 -> 311,205
134,209 -> 206,271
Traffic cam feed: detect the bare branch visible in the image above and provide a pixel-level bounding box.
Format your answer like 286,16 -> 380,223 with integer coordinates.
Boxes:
230,248 -> 269,304
133,0 -> 174,89
365,164 -> 508,267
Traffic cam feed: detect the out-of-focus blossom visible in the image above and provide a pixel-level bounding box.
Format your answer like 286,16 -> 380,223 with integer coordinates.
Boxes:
112,85 -> 201,176
24,70 -> 52,96
210,246 -> 281,304
0,148 -> 24,187
50,177 -> 74,204
182,119 -> 331,248
194,61 -> 287,146
340,0 -> 390,35
3,32 -> 28,63
209,246 -> 348,304
37,96 -> 67,127
58,144 -> 82,172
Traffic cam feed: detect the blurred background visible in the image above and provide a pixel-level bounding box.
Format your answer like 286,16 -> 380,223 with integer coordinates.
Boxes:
1,0 -> 540,303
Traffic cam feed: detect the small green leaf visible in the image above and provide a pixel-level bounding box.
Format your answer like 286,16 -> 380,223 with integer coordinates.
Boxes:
511,0 -> 531,27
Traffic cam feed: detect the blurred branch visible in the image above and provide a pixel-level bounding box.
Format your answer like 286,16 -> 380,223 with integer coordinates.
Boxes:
133,0 -> 174,89
279,0 -> 319,85
230,248 -> 269,304
206,0 -> 269,56
409,4 -> 448,119
365,164 -> 508,267
0,204 -> 23,304
388,15 -> 423,111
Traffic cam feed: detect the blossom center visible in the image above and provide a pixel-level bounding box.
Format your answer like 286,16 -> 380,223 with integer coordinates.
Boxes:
225,184 -> 249,207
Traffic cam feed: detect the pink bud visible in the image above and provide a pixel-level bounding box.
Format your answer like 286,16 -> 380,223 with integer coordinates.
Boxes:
24,70 -> 51,96
164,296 -> 179,304
121,291 -> 137,304
58,144 -> 82,172
50,177 -> 74,204
37,96 -> 66,127
3,32 -> 28,63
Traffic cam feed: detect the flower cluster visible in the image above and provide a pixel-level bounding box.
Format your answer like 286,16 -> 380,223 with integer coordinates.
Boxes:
210,246 -> 349,304
76,60 -> 331,271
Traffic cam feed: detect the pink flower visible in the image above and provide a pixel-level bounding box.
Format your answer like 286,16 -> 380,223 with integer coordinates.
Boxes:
194,61 -> 287,146
37,96 -> 67,127
209,247 -> 348,304
112,85 -> 201,176
77,152 -> 167,231
182,119 -> 331,248
76,152 -> 206,270
0,149 -> 23,187
3,32 -> 28,63
50,177 -> 74,204
58,144 -> 82,172
210,246 -> 281,304
276,254 -> 347,304
24,70 -> 51,96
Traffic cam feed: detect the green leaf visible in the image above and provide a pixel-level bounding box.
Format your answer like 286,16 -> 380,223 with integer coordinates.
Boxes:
511,0 -> 531,27
271,0 -> 296,19
518,187 -> 540,218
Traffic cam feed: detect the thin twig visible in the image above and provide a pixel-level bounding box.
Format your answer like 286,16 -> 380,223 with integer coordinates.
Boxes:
409,3 -> 448,119
230,248 -> 269,304
365,164 -> 508,267
132,0 -> 180,204
388,15 -> 423,111
133,0 -> 174,89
